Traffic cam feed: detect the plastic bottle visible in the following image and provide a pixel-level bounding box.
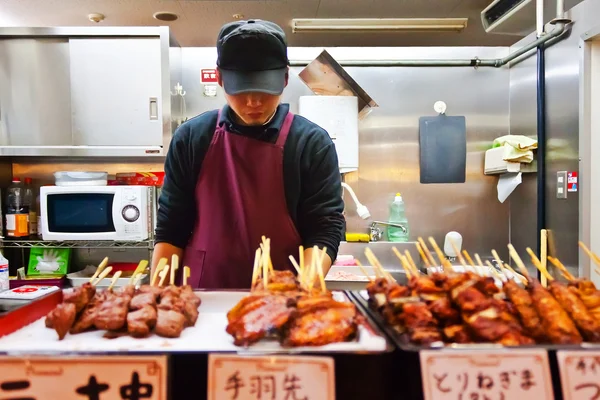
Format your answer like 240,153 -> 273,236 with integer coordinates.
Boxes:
6,177 -> 29,238
0,251 -> 8,291
387,193 -> 410,242
24,177 -> 37,237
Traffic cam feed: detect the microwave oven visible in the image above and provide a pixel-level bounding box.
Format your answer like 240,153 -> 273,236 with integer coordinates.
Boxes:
40,186 -> 153,241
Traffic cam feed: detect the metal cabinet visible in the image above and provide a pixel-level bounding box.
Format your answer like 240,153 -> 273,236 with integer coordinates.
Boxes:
69,38 -> 163,147
0,39 -> 72,147
0,27 -> 179,157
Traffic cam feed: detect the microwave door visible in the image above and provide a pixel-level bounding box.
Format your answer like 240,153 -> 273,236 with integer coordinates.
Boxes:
45,193 -> 118,240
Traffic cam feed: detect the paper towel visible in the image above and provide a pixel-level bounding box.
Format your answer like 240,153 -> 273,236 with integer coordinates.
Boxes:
497,172 -> 522,203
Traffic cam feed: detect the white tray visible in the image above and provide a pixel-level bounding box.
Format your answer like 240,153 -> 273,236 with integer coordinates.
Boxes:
67,266 -> 149,288
0,291 -> 387,354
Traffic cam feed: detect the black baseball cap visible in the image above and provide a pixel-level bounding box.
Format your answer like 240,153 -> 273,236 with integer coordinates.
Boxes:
217,19 -> 289,95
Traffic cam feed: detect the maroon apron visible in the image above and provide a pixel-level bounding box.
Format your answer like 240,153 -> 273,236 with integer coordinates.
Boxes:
181,109 -> 302,289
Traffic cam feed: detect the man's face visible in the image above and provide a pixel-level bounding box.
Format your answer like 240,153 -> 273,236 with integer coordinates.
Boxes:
218,70 -> 288,126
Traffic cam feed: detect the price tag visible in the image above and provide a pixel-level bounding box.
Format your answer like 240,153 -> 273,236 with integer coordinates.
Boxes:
420,350 -> 554,400
557,350 -> 600,400
208,354 -> 335,400
0,355 -> 167,399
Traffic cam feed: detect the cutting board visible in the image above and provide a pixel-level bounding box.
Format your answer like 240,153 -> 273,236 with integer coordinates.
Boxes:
419,114 -> 467,184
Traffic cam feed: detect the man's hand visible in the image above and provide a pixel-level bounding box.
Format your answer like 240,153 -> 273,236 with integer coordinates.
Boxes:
151,243 -> 184,281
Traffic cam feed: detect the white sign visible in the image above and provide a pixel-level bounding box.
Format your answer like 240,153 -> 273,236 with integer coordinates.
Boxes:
208,354 -> 335,400
557,350 -> 600,400
0,355 -> 167,399
420,350 -> 554,400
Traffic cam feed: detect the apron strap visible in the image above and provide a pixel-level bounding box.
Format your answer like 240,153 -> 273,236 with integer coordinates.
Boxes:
275,112 -> 295,147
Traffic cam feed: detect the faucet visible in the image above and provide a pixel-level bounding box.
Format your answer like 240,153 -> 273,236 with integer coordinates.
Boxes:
370,221 -> 407,242
341,182 -> 371,220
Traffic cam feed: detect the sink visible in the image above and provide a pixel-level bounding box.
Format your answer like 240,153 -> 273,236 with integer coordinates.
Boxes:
335,241 -> 421,285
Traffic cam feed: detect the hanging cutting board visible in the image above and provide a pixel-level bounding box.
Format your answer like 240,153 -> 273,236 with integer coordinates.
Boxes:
419,114 -> 467,184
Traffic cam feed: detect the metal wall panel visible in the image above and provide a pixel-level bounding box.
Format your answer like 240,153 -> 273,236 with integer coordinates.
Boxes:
182,46 -> 511,259
509,0 -> 600,276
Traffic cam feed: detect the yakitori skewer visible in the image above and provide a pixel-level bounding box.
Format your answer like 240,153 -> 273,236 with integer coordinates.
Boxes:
183,266 -> 191,286
404,250 -> 419,276
416,242 -> 431,268
151,258 -> 168,286
158,264 -> 171,287
418,237 -> 437,267
170,254 -> 179,286
92,266 -> 113,286
428,237 -> 452,270
129,260 -> 149,285
108,271 -> 122,291
89,257 -> 109,284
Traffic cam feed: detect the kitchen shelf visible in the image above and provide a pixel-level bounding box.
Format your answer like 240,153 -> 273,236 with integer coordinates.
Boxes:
0,239 -> 153,249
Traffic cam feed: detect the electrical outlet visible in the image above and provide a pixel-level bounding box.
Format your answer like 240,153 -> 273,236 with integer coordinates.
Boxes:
557,171 -> 567,199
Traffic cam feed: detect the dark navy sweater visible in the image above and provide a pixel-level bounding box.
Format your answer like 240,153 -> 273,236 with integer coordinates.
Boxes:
155,103 -> 345,262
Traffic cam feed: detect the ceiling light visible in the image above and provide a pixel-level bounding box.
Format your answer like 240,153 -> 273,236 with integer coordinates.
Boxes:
88,13 -> 105,23
153,12 -> 178,22
292,18 -> 468,33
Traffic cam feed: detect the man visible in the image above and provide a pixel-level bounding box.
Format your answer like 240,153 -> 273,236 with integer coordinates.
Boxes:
153,19 -> 345,289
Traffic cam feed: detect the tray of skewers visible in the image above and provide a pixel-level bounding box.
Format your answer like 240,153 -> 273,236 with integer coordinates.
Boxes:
223,238 -> 389,353
0,239 -> 389,354
350,237 -> 600,351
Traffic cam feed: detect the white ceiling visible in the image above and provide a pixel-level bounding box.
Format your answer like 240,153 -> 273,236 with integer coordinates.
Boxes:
0,0 -> 583,47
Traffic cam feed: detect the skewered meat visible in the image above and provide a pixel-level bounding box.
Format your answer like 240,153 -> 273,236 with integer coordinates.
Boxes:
155,309 -> 186,338
120,285 -> 136,297
549,281 -> 600,342
503,280 -> 547,342
138,285 -> 163,298
127,305 -> 157,337
401,302 -> 443,345
46,303 -> 77,340
226,294 -> 293,346
284,298 -> 358,346
443,324 -> 473,343
529,279 -> 582,344
63,283 -> 96,313
130,292 -> 157,310
94,292 -> 131,331
70,291 -> 109,334
254,270 -> 299,292
428,297 -> 460,326
568,281 -> 600,322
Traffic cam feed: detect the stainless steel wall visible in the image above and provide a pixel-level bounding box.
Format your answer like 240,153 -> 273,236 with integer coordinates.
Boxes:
508,0 -> 600,276
182,47 -> 511,259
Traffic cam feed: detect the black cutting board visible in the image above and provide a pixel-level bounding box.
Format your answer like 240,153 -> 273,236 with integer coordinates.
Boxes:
419,115 -> 467,184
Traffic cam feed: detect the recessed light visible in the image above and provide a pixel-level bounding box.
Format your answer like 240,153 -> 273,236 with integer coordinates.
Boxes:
233,14 -> 245,20
88,13 -> 105,23
153,12 -> 179,22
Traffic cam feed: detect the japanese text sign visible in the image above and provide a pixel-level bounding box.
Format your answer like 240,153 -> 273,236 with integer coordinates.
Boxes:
208,354 -> 335,400
420,350 -> 554,400
557,350 -> 600,400
201,69 -> 218,83
0,355 -> 167,400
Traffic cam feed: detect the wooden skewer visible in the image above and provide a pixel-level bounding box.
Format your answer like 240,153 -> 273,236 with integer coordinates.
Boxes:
415,243 -> 431,268
404,250 -> 419,276
355,259 -> 373,282
526,247 -> 554,282
317,247 -> 328,294
299,245 -> 305,277
449,239 -> 467,268
547,256 -> 575,281
462,250 -> 476,268
366,248 -> 394,282
399,255 -> 414,279
491,250 -> 504,273
579,241 -> 600,267
418,237 -> 437,267
251,248 -> 262,290
262,241 -> 269,290
502,262 -> 528,285
129,260 -> 149,285
288,256 -> 301,275
158,265 -> 170,287
507,244 -> 530,278
170,254 -> 179,286
540,229 -> 548,288
428,237 -> 451,269
151,258 -> 168,286
474,253 -> 485,275
92,266 -> 113,286
108,271 -> 122,290
183,266 -> 190,286
486,260 -> 504,281
133,273 -> 144,287
89,257 -> 109,284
